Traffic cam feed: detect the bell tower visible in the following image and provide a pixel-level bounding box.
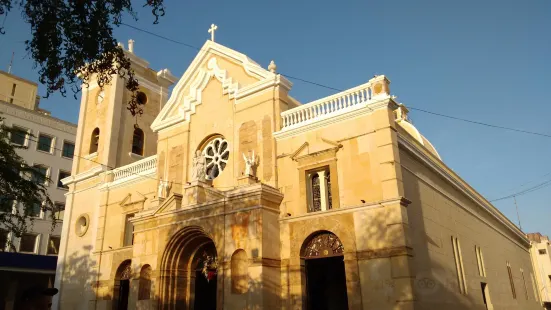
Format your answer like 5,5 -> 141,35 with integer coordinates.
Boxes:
72,40 -> 176,175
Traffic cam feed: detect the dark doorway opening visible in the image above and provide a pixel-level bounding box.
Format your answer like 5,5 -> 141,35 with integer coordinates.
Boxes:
117,279 -> 130,310
113,260 -> 132,310
192,242 -> 217,310
305,255 -> 349,310
193,269 -> 217,310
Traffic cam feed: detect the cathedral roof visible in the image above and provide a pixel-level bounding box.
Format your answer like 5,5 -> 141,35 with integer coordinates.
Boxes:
395,105 -> 441,160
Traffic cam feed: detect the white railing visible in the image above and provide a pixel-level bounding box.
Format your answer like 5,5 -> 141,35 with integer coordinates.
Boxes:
281,82 -> 374,129
112,155 -> 157,182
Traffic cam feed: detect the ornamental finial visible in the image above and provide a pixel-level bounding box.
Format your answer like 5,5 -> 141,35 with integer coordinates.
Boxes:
268,60 -> 277,73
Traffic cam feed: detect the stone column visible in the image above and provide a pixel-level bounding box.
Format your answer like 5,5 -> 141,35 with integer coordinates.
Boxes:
318,170 -> 328,211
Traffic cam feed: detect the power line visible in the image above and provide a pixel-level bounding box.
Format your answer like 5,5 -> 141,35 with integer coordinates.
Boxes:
407,107 -> 551,139
490,178 -> 551,202
6,130 -> 238,189
119,22 -> 551,140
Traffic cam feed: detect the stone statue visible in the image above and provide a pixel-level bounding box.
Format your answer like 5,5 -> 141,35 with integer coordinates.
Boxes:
192,150 -> 207,182
158,178 -> 165,198
243,150 -> 256,177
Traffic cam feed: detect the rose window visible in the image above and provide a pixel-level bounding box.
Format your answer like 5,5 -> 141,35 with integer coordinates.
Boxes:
203,137 -> 229,180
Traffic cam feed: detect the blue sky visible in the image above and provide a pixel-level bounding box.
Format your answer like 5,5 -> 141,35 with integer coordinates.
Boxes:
1,0 -> 550,235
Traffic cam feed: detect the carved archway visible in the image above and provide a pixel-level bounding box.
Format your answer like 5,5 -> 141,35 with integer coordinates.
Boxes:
300,231 -> 348,310
301,231 -> 344,258
159,226 -> 218,310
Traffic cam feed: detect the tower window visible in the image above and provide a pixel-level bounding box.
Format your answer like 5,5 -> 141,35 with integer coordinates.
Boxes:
131,128 -> 145,156
136,91 -> 147,105
90,128 -> 100,154
307,167 -> 333,213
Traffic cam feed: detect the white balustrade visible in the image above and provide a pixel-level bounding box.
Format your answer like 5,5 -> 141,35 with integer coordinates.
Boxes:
112,155 -> 157,182
281,82 -> 374,129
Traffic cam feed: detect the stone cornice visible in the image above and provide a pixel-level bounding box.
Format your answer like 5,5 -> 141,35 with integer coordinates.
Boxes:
398,133 -> 530,247
61,165 -> 106,186
279,197 -> 409,223
0,100 -> 77,133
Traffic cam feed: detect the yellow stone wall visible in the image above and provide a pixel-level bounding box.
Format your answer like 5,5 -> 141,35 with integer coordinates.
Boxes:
400,137 -> 539,309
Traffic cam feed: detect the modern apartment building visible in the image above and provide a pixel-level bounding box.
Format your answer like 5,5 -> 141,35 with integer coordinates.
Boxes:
528,232 -> 551,309
0,70 -> 76,310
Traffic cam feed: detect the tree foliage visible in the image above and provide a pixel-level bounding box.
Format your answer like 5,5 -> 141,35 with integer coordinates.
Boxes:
0,0 -> 165,116
0,118 -> 57,251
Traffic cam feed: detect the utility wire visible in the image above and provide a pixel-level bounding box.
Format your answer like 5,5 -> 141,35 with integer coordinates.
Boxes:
6,130 -> 239,189
119,22 -> 551,140
490,178 -> 551,202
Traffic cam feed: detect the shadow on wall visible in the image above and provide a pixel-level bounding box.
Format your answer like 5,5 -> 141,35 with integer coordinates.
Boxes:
56,245 -> 102,309
403,166 -> 530,310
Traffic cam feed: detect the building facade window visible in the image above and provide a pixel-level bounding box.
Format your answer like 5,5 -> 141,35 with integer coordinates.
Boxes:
0,198 -> 14,214
62,141 -> 75,158
507,261 -> 517,299
57,170 -> 70,189
132,128 -> 145,156
539,249 -> 547,255
32,164 -> 49,185
0,230 -> 8,251
452,236 -> 467,295
37,133 -> 53,153
10,126 -> 28,146
123,214 -> 135,246
47,236 -> 60,255
90,128 -> 100,154
54,202 -> 65,220
475,245 -> 486,277
19,234 -> 38,253
28,202 -> 42,218
520,269 -> 528,300
307,167 -> 332,213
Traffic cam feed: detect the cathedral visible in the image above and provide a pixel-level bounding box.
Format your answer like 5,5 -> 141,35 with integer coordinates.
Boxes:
54,30 -> 541,310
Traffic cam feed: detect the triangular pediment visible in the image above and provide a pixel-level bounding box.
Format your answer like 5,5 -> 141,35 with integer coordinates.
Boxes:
292,138 -> 343,161
151,40 -> 291,132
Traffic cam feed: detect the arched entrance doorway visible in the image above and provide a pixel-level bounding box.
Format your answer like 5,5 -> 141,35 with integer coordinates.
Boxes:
113,260 -> 132,310
159,226 -> 218,310
301,231 -> 349,310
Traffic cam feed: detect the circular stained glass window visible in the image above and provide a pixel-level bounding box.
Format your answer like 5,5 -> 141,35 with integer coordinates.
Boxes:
203,137 -> 229,180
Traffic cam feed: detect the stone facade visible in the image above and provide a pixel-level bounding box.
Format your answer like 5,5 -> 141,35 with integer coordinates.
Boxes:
54,39 -> 541,310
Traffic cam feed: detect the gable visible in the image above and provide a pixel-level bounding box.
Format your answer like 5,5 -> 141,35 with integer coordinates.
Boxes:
151,40 -> 292,132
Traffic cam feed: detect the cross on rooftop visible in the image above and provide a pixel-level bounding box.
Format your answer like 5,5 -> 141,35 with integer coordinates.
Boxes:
208,24 -> 218,42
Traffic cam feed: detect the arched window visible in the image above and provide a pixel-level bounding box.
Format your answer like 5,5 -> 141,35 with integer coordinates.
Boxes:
138,264 -> 152,300
90,128 -> 100,154
311,173 -> 321,212
231,249 -> 248,294
136,91 -> 147,105
307,167 -> 333,213
132,128 -> 144,156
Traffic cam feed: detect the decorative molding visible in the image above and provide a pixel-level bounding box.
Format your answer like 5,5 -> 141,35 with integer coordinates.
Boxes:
290,142 -> 309,161
83,152 -> 98,160
356,246 -> 414,260
398,134 -> 529,246
151,40 -> 292,132
61,165 -> 106,186
0,101 -> 77,134
279,197 -> 408,223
